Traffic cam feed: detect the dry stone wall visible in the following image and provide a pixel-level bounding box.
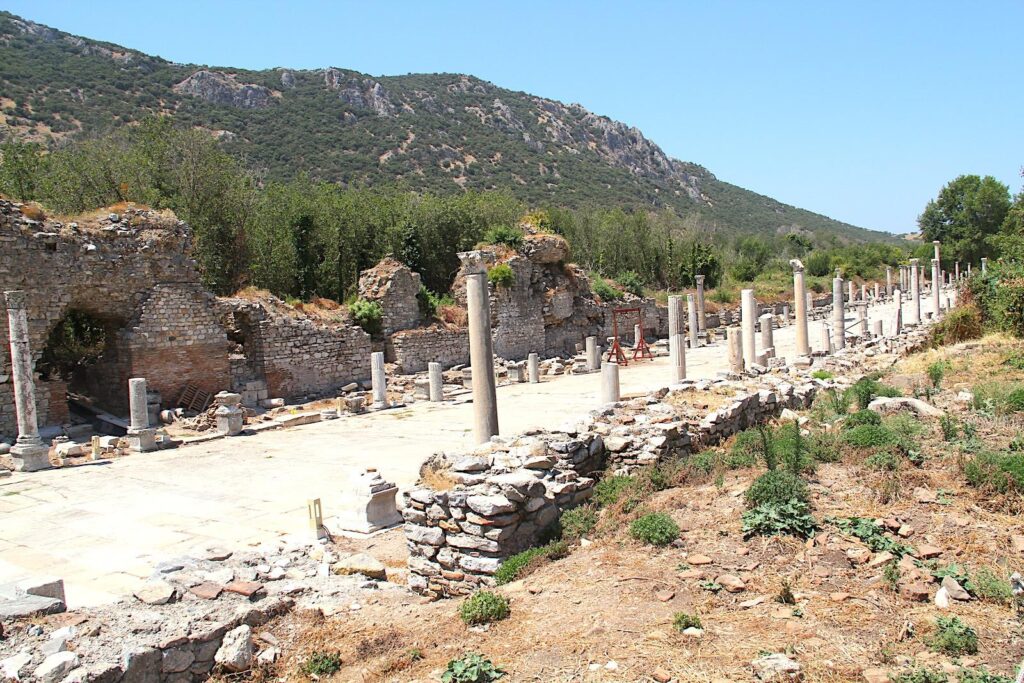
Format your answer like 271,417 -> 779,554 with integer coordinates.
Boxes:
389,326 -> 469,374
357,257 -> 421,335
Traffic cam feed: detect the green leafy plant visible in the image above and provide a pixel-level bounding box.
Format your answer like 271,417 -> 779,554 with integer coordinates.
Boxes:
843,409 -> 882,429
558,505 -> 598,541
629,513 -> 680,546
846,376 -> 901,410
883,559 -> 901,591
963,450 -> 1024,494
417,285 -> 454,319
841,424 -> 898,449
699,579 -> 723,592
956,668 -> 1014,683
811,370 -> 833,380
865,451 -> 900,471
927,360 -> 952,389
591,276 -> 623,302
940,414 -> 960,441
891,669 -> 949,683
486,263 -> 515,288
613,270 -> 645,297
971,566 -> 1013,604
744,469 -> 810,509
349,298 -> 383,336
828,516 -> 914,556
773,422 -> 816,474
806,431 -> 842,463
672,612 -> 703,632
441,653 -> 505,682
593,475 -> 634,507
481,225 -> 524,249
928,616 -> 978,655
742,500 -> 818,539
459,591 -> 510,625
494,541 -> 568,585
300,651 -> 343,677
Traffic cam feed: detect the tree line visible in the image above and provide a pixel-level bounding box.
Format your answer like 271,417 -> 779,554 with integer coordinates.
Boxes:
1,117 -> 911,301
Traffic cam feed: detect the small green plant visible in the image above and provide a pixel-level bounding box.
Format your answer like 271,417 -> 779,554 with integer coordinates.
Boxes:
349,298 -> 383,336
927,359 -> 951,389
891,669 -> 949,683
971,566 -> 1013,604
744,469 -> 810,508
629,513 -> 680,546
772,422 -> 815,474
559,505 -> 598,541
883,559 -> 901,591
689,450 -> 720,474
459,591 -> 510,625
963,450 -> 1024,494
493,541 -> 568,585
486,263 -> 515,288
776,578 -> 796,605
956,668 -> 1014,683
940,414 -> 960,441
846,376 -> 901,410
591,276 -> 623,302
300,651 -> 343,677
928,616 -> 978,655
843,410 -> 882,428
441,653 -> 505,682
811,370 -> 834,380
866,451 -> 900,471
593,475 -> 634,507
729,428 -> 768,468
841,424 -> 898,449
1009,434 -> 1024,451
828,516 -> 914,556
672,612 -> 703,632
699,579 -> 723,592
417,285 -> 454,319
741,500 -> 818,539
481,225 -> 524,249
806,432 -> 842,463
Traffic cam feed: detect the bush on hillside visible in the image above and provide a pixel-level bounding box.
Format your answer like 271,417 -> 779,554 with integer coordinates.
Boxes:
744,469 -> 810,509
349,298 -> 383,336
629,513 -> 679,546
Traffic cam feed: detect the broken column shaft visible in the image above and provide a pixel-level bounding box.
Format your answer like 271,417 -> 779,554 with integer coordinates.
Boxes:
462,252 -> 499,443
4,290 -> 50,472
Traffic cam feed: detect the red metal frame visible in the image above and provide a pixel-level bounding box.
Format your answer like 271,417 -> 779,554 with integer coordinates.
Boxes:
605,307 -> 654,365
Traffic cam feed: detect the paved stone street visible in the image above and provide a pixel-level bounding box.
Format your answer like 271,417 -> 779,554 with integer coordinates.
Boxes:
0,296 -> 931,606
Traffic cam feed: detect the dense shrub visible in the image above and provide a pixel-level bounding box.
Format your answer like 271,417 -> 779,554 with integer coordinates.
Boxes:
972,381 -> 1024,416
613,270 -> 645,297
928,616 -> 978,655
971,566 -> 1014,604
963,450 -> 1024,493
629,513 -> 680,546
591,276 -> 623,302
846,376 -> 901,410
729,428 -> 768,468
843,410 -> 882,429
494,541 -> 568,585
772,422 -> 816,474
481,225 -> 524,249
742,500 -> 817,539
593,475 -> 634,507
558,505 -> 598,541
442,653 -> 505,682
811,369 -> 834,380
349,298 -> 383,336
487,264 -> 515,287
744,470 -> 810,508
968,261 -> 1024,337
806,432 -> 842,463
865,451 -> 900,471
930,306 -> 983,346
841,424 -> 898,449
459,591 -> 510,625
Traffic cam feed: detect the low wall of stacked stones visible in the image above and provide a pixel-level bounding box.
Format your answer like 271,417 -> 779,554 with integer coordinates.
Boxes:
390,327 -> 470,374
402,378 -> 819,598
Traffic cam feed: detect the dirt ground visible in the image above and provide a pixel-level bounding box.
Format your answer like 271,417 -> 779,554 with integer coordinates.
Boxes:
249,336 -> 1024,683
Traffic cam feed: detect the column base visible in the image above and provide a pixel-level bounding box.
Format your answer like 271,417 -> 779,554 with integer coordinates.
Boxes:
10,443 -> 51,472
126,428 -> 157,453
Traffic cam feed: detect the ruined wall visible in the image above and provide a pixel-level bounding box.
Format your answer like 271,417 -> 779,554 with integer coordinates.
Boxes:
358,257 -> 421,336
0,202 -> 207,435
390,326 -> 469,374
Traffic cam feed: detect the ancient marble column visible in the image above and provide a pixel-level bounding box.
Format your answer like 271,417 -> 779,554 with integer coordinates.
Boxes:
695,275 -> 707,335
671,328 -> 686,383
633,324 -> 642,349
820,322 -> 832,354
874,320 -> 883,338
528,353 -> 540,384
932,259 -> 942,317
428,362 -> 443,402
759,313 -> 774,358
792,261 -> 810,357
832,276 -> 846,350
885,266 -> 893,297
687,294 -> 699,349
601,361 -> 620,404
847,281 -> 855,303
933,241 -> 941,263
782,304 -> 790,325
909,259 -> 922,325
873,282 -> 880,301
4,291 -> 50,472
727,327 -> 744,373
893,289 -> 903,334
955,261 -> 960,281
585,336 -> 599,372
127,377 -> 158,452
860,284 -> 867,303
981,257 -> 988,274
371,351 -> 388,409
740,289 -> 756,367
461,251 -> 499,443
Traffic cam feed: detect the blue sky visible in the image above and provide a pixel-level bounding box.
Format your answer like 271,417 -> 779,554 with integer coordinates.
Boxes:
6,1 -> 1021,234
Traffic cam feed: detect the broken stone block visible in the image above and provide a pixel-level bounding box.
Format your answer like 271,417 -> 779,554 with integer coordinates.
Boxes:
214,391 -> 245,436
215,625 -> 253,673
0,594 -> 65,619
133,580 -> 176,605
335,469 -> 403,534
34,652 -> 79,683
331,553 -> 387,580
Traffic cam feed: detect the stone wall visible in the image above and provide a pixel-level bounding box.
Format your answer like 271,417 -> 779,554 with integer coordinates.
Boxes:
402,375 -> 819,598
389,326 -> 469,374
357,257 -> 421,336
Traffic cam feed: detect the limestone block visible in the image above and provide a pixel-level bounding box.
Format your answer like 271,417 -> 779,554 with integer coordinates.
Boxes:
335,469 -> 403,534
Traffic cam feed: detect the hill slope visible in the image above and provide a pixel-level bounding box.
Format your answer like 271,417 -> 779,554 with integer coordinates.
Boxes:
0,11 -> 891,243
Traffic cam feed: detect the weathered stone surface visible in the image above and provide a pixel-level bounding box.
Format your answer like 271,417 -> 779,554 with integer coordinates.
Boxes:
34,652 -> 80,683
215,625 -> 254,672
0,594 -> 65,618
133,581 -> 176,606
331,553 -> 387,580
752,653 -> 802,681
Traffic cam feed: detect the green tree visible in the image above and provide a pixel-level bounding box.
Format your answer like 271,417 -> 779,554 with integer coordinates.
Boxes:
918,175 -> 1011,265
0,137 -> 45,200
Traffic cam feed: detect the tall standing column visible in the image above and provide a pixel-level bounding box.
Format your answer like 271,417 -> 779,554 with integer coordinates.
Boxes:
461,251 -> 499,443
633,323 -> 642,349
954,261 -> 960,282
933,240 -> 941,263
694,275 -> 707,336
832,276 -> 846,350
873,282 -> 880,301
792,261 -> 810,357
820,322 -> 832,354
727,327 -> 744,373
981,258 -> 988,275
931,258 -> 942,317
686,294 -> 699,349
600,362 -> 620,404
847,281 -> 855,303
759,313 -> 775,358
885,266 -> 893,297
909,258 -> 922,325
4,291 -> 50,472
893,289 -> 903,334
667,295 -> 683,379
428,362 -> 443,402
528,353 -> 540,384
371,351 -> 388,409
740,289 -> 757,367
127,377 -> 157,452
585,336 -> 600,372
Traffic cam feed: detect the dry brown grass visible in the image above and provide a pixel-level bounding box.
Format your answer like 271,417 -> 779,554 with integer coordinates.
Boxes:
19,202 -> 45,221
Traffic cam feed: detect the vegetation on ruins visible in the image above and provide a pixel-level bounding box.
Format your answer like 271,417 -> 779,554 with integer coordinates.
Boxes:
671,612 -> 702,632
928,616 -> 979,656
348,298 -> 383,336
458,591 -> 510,625
298,651 -> 343,677
493,540 -> 568,585
485,263 -> 515,288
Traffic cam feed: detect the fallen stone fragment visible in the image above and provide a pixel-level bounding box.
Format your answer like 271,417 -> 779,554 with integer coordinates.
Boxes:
715,574 -> 745,593
868,396 -> 944,418
188,582 -> 223,600
224,581 -> 264,598
752,653 -> 802,681
132,580 -> 176,606
687,554 -> 713,565
34,652 -> 79,683
331,553 -> 387,580
1011,534 -> 1024,553
915,544 -> 942,559
940,576 -> 971,601
862,668 -> 890,683
655,590 -> 675,602
899,581 -> 931,601
1,651 -> 32,681
652,668 -> 672,683
215,625 -> 254,672
934,586 -> 950,609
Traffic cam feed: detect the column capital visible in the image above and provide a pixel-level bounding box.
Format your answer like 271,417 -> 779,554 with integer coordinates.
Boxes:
789,258 -> 804,273
694,274 -> 705,285
457,250 -> 495,275
4,290 -> 26,310
909,258 -> 920,266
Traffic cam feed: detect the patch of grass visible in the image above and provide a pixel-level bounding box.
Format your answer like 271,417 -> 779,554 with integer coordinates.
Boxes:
744,469 -> 810,508
972,381 -> 1024,416
811,370 -> 833,380
927,359 -> 952,388
558,505 -> 597,542
846,376 -> 901,410
883,559 -> 901,591
741,500 -> 818,539
493,541 -> 568,585
441,653 -> 505,682
729,429 -> 766,468
776,578 -> 796,605
458,591 -> 510,625
963,450 -> 1024,494
930,304 -> 983,347
593,475 -> 633,507
843,410 -> 882,428
956,668 -> 1014,683
971,566 -> 1014,604
928,616 -> 978,656
300,651 -> 343,677
591,276 -> 623,302
629,513 -> 680,546
672,612 -> 702,631
486,263 -> 515,288
481,225 -> 524,249
689,450 -> 720,474
828,516 -> 914,556
841,424 -> 898,449
891,669 -> 949,683
940,414 -> 960,441
865,451 -> 900,471
806,431 -> 842,463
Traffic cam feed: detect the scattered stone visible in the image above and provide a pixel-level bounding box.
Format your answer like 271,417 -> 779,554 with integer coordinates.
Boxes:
681,627 -> 704,638
1,651 -> 32,681
215,625 -> 254,673
934,586 -> 950,609
913,487 -> 936,504
188,582 -> 223,600
132,580 -> 176,605
739,596 -> 766,608
941,576 -> 971,601
655,590 -> 675,602
34,652 -> 79,683
332,553 -> 387,580
224,581 -> 264,598
862,668 -> 891,683
715,574 -> 745,593
752,653 -> 802,681
653,668 -> 673,683
900,582 -> 931,602
1011,534 -> 1024,553
687,554 -> 713,565
916,544 -> 942,559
